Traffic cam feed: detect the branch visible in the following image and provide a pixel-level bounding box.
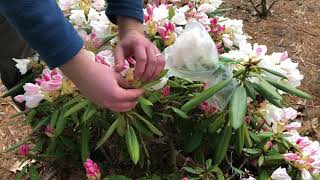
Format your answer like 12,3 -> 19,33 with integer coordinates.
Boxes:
266,0 -> 279,15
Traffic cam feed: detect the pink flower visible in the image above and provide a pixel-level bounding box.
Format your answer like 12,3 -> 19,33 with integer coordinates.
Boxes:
45,125 -> 54,138
200,102 -> 209,111
280,52 -> 288,61
250,159 -> 257,166
36,68 -> 63,92
182,177 -> 189,180
161,86 -> 170,97
284,153 -> 300,161
14,95 -> 25,103
158,21 -> 175,40
95,50 -> 113,66
245,116 -> 250,125
14,83 -> 44,108
285,122 -> 301,131
19,144 -> 29,156
200,102 -> 217,115
84,159 -> 101,180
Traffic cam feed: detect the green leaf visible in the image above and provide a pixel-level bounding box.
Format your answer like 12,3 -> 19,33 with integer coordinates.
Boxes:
95,118 -> 120,149
258,155 -> 264,167
63,100 -> 90,118
103,175 -> 132,180
213,125 -> 232,165
29,165 -> 40,180
253,74 -> 282,100
184,132 -> 203,153
31,117 -> 50,133
140,103 -> 153,118
81,126 -> 90,163
156,69 -> 169,80
170,106 -> 188,119
138,97 -> 153,106
257,170 -> 270,180
126,125 -> 140,165
132,112 -> 163,136
212,166 -> 225,180
253,83 -> 283,108
143,80 -> 162,90
16,166 -> 27,180
264,77 -> 312,99
242,148 -> 262,155
229,86 -> 247,130
63,95 -> 84,108
25,110 -> 37,124
260,67 -> 288,79
97,34 -> 118,50
183,167 -> 204,175
243,81 -> 258,101
168,6 -> 175,20
205,159 -> 212,170
116,114 -> 126,137
2,72 -> 38,98
9,110 -> 30,119
181,77 -> 233,113
243,124 -> 253,148
50,110 -> 59,128
208,113 -> 225,133
54,111 -> 68,137
235,124 -> 245,154
131,118 -> 154,139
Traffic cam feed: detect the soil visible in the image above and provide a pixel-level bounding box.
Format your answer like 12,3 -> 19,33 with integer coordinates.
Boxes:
0,0 -> 319,179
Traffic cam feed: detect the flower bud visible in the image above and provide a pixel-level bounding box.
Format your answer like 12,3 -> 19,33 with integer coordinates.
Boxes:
19,144 -> 30,156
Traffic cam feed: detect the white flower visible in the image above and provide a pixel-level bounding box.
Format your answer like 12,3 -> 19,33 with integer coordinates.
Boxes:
285,122 -> 301,131
24,94 -> 44,108
153,4 -> 169,22
197,0 -> 223,13
283,107 -> 298,120
301,169 -> 313,180
58,0 -> 79,11
12,58 -> 31,75
222,36 -> 233,48
241,177 -> 256,180
172,11 -> 187,25
271,167 -> 291,180
88,8 -> 100,22
92,0 -> 105,11
150,77 -> 168,90
69,10 -> 87,27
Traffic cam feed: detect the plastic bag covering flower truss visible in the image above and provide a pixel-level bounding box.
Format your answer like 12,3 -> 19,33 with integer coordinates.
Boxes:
164,20 -> 236,110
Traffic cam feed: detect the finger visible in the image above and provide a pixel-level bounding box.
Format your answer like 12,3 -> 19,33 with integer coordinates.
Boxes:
109,102 -> 137,112
119,88 -> 145,102
116,74 -> 132,89
151,50 -> 165,80
142,46 -> 157,81
114,45 -> 126,72
134,45 -> 147,80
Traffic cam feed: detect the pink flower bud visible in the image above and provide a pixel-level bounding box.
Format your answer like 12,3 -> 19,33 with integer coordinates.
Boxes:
200,102 -> 209,111
263,141 -> 273,151
19,144 -> 29,156
182,177 -> 189,180
245,116 -> 250,125
250,159 -> 257,166
45,125 -> 54,138
161,86 -> 170,97
283,153 -> 300,161
84,159 -> 101,180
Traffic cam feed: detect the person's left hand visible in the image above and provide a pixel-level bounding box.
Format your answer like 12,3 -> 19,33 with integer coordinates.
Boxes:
114,17 -> 165,82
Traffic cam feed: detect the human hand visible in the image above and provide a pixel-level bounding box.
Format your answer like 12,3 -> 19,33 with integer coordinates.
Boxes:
60,49 -> 144,112
114,17 -> 165,82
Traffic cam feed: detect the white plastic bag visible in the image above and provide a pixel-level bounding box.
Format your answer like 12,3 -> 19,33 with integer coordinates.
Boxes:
164,20 -> 236,110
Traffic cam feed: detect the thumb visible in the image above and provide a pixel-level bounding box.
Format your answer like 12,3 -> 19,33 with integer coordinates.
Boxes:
116,73 -> 131,89
114,45 -> 126,72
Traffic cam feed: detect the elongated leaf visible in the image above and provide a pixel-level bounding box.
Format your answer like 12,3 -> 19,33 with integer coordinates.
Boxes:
253,83 -> 283,108
25,110 -> 37,124
81,126 -> 90,162
260,67 -> 287,79
132,119 -> 154,139
126,125 -> 140,164
242,148 -> 261,155
212,166 -> 225,180
138,97 -> 153,106
254,74 -> 282,100
184,132 -> 203,153
229,86 -> 247,130
63,95 -> 83,108
183,167 -> 204,175
264,78 -> 312,99
168,6 -> 175,20
2,72 -> 38,98
156,69 -> 169,80
208,113 -> 225,133
143,80 -> 161,90
16,166 -> 27,180
82,105 -> 97,123
132,112 -> 163,136
170,106 -> 188,119
95,118 -> 120,149
140,103 -> 153,118
29,165 -> 40,180
258,155 -> 264,167
50,110 -> 59,128
63,100 -> 90,118
243,124 -> 253,148
54,111 -> 68,137
213,125 -> 232,165
9,110 -> 30,119
235,124 -> 245,154
243,81 -> 257,101
31,117 -> 50,133
257,170 -> 270,180
181,77 -> 233,113
3,137 -> 29,152
104,175 -> 132,180
116,115 -> 126,137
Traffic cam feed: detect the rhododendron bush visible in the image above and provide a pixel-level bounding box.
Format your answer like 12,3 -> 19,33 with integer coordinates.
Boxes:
3,0 -> 319,179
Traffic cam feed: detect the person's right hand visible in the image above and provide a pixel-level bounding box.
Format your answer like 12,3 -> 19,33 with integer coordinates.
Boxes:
60,49 -> 144,112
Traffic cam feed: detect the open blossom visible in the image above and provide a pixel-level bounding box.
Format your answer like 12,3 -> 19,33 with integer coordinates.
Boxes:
152,4 -> 169,22
14,83 -> 44,108
12,58 -> 31,75
84,159 -> 101,180
36,68 -> 63,92
271,167 -> 291,180
19,144 -> 30,156
92,0 -> 105,11
69,10 -> 87,27
58,0 -> 79,11
301,169 -> 313,180
197,0 -> 223,13
285,122 -> 301,131
158,21 -> 176,46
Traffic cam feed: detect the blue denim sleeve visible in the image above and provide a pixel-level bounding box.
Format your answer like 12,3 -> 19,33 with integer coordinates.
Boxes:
106,0 -> 144,24
0,0 -> 83,68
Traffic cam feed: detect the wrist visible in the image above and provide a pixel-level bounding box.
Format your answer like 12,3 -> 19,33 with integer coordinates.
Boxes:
116,16 -> 144,38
